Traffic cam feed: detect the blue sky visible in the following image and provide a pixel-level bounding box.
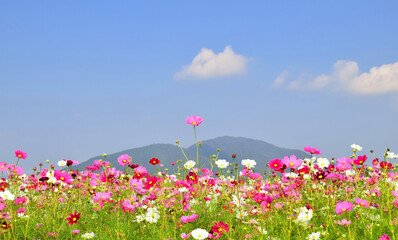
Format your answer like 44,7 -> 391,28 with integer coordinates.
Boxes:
1,1 -> 398,170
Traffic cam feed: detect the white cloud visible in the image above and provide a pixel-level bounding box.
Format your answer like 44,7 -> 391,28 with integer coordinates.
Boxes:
347,62 -> 398,95
272,70 -> 288,87
174,46 -> 248,80
280,60 -> 398,95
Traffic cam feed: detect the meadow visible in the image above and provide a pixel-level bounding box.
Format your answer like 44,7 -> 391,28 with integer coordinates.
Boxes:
1,116 -> 397,240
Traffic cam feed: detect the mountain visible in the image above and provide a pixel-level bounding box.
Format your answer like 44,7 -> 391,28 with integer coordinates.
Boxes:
75,136 -> 310,172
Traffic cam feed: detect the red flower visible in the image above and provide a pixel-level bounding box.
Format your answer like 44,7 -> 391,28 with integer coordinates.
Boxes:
66,211 -> 81,226
0,182 -> 8,192
380,161 -> 394,170
149,158 -> 160,165
353,155 -> 367,165
143,176 -> 158,190
185,172 -> 198,185
211,221 -> 229,235
267,158 -> 283,170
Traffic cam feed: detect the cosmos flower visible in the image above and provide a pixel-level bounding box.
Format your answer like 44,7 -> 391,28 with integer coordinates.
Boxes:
66,211 -> 81,226
118,154 -> 131,167
184,160 -> 196,170
81,232 -> 95,239
379,234 -> 391,240
355,198 -> 370,208
211,221 -> 229,236
307,232 -> 321,240
337,219 -> 351,225
215,159 -> 229,169
185,116 -> 203,126
335,201 -> 354,215
316,158 -> 330,168
241,159 -> 256,169
15,150 -> 27,159
351,144 -> 363,151
149,158 -> 160,165
303,146 -> 322,155
282,155 -> 302,169
191,228 -> 209,240
268,158 -> 283,170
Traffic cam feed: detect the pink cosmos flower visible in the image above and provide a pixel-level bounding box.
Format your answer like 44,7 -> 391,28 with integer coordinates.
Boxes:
54,170 -> 73,184
14,197 -> 26,205
93,160 -> 110,167
0,162 -> 7,172
303,146 -> 321,155
17,207 -> 26,215
180,213 -> 198,223
379,234 -> 390,240
7,165 -> 24,175
181,233 -> 192,239
185,115 -> 203,126
72,230 -> 80,235
372,158 -> 379,166
282,155 -> 302,169
355,198 -> 370,208
337,219 -> 351,225
117,154 -> 131,167
335,201 -> 354,215
86,165 -> 100,171
15,150 -> 27,159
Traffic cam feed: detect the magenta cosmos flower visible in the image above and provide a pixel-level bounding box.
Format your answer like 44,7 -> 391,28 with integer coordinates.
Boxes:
267,158 -> 283,170
185,115 -> 203,126
117,154 -> 131,167
15,150 -> 27,159
335,201 -> 354,215
379,234 -> 390,240
303,146 -> 322,155
282,155 -> 302,169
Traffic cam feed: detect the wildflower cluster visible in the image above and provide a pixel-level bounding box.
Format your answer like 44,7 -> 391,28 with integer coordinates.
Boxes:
0,117 -> 397,239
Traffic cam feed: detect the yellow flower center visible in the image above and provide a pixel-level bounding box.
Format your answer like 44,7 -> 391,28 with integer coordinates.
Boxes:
192,122 -> 196,125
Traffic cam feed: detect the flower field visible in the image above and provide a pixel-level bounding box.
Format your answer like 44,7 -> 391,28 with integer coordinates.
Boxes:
1,116 -> 398,239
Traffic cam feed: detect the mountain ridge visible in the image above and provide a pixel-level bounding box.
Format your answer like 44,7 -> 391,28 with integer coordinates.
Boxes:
75,136 -> 310,171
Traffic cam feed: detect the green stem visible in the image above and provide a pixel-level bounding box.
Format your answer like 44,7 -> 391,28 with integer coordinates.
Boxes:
194,126 -> 198,166
177,143 -> 189,162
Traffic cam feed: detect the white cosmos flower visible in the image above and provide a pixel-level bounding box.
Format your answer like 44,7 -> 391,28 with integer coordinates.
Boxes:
316,158 -> 330,168
241,159 -> 256,169
215,159 -> 229,169
191,228 -> 209,240
184,160 -> 196,170
0,190 -> 15,200
307,232 -> 321,240
351,144 -> 362,151
236,210 -> 248,219
145,207 -> 160,223
57,160 -> 67,167
178,187 -> 189,193
297,207 -> 313,224
81,232 -> 95,239
387,152 -> 398,159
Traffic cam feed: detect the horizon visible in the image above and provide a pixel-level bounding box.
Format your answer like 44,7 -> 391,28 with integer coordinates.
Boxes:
1,1 -> 397,171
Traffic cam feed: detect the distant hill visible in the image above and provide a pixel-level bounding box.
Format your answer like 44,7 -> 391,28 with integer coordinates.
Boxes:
75,136 -> 310,172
